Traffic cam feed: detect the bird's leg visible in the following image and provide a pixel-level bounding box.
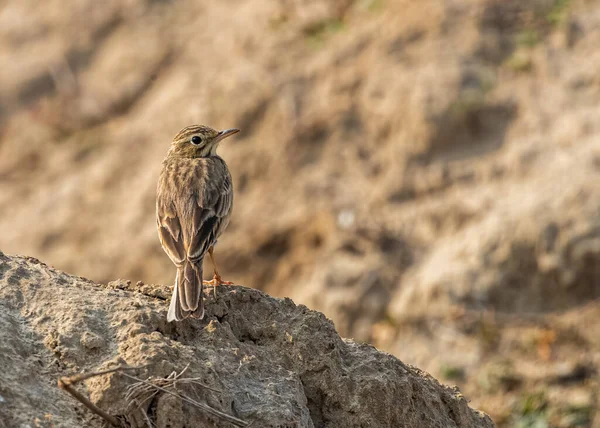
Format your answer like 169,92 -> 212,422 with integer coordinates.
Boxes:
209,246 -> 235,288
202,246 -> 233,298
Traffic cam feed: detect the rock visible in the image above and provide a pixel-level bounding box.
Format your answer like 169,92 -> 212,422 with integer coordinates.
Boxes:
0,252 -> 494,428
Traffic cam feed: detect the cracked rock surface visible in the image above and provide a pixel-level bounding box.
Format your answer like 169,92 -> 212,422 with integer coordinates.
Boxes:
0,252 -> 493,427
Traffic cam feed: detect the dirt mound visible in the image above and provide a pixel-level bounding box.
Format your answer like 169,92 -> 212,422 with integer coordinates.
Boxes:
388,135 -> 600,319
0,252 -> 493,428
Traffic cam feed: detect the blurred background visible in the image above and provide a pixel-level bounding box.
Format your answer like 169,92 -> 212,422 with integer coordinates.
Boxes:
1,0 -> 599,426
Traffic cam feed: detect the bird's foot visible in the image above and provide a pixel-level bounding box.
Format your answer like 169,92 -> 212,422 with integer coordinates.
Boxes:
202,276 -> 234,286
203,275 -> 234,298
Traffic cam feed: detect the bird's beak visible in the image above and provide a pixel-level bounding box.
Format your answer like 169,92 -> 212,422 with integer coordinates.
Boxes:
214,128 -> 240,143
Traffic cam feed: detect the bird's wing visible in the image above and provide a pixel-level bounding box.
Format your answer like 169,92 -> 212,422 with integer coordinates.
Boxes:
187,164 -> 233,260
156,196 -> 186,266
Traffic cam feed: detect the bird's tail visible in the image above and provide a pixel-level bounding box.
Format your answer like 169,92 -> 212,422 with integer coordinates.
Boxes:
167,261 -> 204,322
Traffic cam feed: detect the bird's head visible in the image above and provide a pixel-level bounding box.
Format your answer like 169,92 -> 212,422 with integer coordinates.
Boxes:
168,125 -> 239,158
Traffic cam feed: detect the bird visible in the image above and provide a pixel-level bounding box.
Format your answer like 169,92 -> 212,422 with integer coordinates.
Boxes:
156,124 -> 239,322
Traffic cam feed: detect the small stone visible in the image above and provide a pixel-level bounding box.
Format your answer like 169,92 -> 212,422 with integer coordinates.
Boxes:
80,331 -> 105,350
337,209 -> 355,229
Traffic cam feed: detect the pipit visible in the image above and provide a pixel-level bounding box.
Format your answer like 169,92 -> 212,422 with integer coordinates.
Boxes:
156,125 -> 239,322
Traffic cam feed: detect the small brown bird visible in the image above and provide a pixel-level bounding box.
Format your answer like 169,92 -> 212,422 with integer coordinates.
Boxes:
156,125 -> 239,322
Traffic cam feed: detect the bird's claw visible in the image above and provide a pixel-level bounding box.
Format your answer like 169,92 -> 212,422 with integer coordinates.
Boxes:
203,276 -> 234,298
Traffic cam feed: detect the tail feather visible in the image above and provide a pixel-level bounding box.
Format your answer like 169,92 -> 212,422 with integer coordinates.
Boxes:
167,273 -> 185,322
182,262 -> 200,310
167,262 -> 204,322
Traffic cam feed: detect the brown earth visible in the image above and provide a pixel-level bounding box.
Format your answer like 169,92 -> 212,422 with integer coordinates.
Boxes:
0,252 -> 494,428
1,0 -> 600,426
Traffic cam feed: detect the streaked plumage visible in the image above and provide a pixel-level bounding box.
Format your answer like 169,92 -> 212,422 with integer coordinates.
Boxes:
156,125 -> 238,322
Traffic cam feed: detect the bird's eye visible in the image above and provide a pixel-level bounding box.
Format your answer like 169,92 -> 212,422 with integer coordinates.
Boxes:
191,136 -> 202,145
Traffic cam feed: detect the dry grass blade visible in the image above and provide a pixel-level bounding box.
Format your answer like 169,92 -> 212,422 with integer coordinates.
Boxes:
123,366 -> 247,427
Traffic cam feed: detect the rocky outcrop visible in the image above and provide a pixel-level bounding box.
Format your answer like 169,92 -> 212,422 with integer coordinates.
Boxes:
0,252 -> 493,427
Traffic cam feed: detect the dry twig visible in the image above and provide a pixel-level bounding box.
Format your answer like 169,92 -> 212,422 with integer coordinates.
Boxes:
58,366 -> 139,427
